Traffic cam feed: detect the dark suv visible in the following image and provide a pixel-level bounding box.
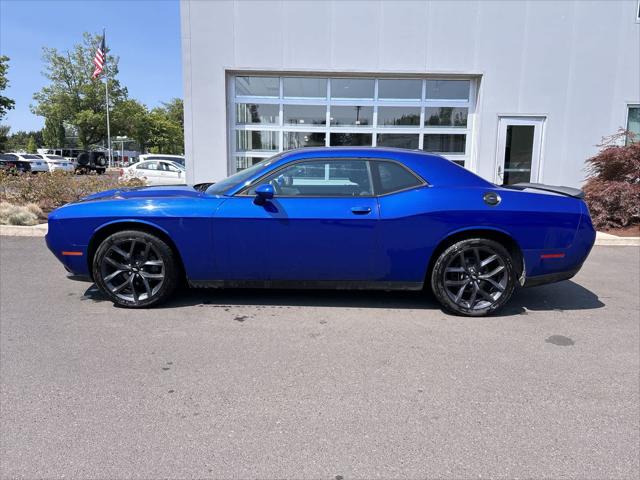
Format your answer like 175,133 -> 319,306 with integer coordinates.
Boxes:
75,151 -> 107,174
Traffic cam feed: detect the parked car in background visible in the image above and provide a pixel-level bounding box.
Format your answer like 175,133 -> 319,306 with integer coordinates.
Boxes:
4,153 -> 49,173
120,159 -> 186,185
75,151 -> 107,175
38,148 -> 87,164
37,154 -> 75,173
137,154 -> 185,167
0,154 -> 31,173
47,147 -> 596,315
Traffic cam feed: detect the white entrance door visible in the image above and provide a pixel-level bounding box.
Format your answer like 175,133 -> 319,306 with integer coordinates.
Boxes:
495,116 -> 545,185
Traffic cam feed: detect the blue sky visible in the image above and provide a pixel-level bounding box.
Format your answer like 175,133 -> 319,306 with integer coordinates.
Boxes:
0,0 -> 183,132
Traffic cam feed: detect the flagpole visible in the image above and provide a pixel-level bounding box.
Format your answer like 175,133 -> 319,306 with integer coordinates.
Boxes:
103,29 -> 112,168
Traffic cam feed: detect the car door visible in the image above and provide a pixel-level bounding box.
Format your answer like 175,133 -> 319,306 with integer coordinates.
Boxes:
370,160 -> 432,283
136,161 -> 161,184
161,162 -> 184,184
212,158 -> 380,282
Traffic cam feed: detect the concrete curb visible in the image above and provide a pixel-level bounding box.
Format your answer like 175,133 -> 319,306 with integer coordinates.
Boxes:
595,231 -> 640,246
0,223 -> 48,237
1,223 -> 638,246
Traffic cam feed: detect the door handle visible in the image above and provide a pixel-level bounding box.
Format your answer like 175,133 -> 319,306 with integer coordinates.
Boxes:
351,206 -> 372,215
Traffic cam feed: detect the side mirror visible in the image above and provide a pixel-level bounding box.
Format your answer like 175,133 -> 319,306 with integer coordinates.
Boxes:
178,170 -> 182,177
254,184 -> 274,205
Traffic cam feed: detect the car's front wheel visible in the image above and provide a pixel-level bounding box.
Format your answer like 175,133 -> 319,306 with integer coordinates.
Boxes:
431,238 -> 517,316
93,230 -> 179,308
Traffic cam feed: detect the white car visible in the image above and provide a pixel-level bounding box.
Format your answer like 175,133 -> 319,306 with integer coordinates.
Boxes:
37,154 -> 75,173
5,153 -> 49,173
136,154 -> 185,167
121,159 -> 186,185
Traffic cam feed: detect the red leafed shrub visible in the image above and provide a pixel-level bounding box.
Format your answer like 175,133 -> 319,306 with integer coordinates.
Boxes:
583,131 -> 640,230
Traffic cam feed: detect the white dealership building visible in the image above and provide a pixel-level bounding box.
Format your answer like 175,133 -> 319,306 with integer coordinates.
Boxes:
180,0 -> 640,187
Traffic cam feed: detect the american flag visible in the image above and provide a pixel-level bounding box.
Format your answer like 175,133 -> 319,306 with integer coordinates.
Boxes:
92,35 -> 105,79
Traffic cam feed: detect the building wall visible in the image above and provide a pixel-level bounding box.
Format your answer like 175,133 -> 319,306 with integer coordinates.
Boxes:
181,0 -> 640,187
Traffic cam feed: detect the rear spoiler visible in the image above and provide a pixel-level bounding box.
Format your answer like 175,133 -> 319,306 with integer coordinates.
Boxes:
505,182 -> 585,199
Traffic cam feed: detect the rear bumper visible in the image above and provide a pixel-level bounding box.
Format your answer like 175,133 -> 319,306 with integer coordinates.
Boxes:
523,266 -> 581,288
522,201 -> 596,282
50,165 -> 74,172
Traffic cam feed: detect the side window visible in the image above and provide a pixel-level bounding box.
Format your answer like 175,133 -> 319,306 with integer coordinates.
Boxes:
374,161 -> 424,195
165,163 -> 180,172
247,159 -> 373,197
138,162 -> 158,170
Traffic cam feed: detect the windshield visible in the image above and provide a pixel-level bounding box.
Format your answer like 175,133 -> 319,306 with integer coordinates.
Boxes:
206,155 -> 282,195
23,155 -> 41,160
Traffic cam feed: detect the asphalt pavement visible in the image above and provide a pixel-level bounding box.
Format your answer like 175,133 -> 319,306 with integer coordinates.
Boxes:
1,237 -> 638,479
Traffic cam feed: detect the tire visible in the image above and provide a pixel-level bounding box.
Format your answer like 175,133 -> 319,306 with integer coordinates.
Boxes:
92,230 -> 179,308
430,238 -> 517,317
76,152 -> 90,166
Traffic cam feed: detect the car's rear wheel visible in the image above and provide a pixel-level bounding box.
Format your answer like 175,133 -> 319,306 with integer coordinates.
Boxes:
93,230 -> 179,308
431,238 -> 516,316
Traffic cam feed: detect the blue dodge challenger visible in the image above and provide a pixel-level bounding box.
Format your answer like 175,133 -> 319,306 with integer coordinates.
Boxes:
46,147 -> 596,316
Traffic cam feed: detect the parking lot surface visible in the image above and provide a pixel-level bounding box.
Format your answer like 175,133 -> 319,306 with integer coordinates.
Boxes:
1,237 -> 638,479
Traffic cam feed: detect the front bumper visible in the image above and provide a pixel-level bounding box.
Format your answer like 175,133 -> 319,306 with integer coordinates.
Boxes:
45,223 -> 90,278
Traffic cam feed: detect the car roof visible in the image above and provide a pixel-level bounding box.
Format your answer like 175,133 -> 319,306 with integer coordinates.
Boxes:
269,147 -> 492,188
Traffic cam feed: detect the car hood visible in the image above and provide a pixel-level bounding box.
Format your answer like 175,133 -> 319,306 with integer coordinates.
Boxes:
80,185 -> 207,202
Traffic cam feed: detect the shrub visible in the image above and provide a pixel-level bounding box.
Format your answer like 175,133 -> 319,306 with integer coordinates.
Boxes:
583,131 -> 640,230
0,202 -> 40,226
0,171 -> 145,213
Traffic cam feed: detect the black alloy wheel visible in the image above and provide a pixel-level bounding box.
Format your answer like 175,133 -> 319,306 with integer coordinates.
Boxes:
93,230 -> 179,308
431,238 -> 517,316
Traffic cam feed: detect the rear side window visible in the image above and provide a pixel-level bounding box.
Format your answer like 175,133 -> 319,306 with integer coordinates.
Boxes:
373,161 -> 424,195
146,156 -> 185,163
137,162 -> 158,170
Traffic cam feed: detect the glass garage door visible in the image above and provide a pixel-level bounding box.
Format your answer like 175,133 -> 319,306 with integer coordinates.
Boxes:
229,75 -> 476,172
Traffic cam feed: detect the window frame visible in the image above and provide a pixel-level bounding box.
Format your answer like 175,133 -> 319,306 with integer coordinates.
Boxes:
626,104 -> 640,145
136,161 -> 157,171
370,159 -> 427,196
236,157 -> 427,198
164,162 -> 183,172
228,74 -> 478,173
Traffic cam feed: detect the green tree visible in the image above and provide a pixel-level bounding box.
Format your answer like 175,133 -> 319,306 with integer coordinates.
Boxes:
42,116 -> 67,148
111,99 -> 151,152
0,56 -> 15,121
5,130 -> 43,152
161,98 -> 184,129
26,136 -> 37,153
31,32 -> 128,149
0,125 -> 9,152
147,107 -> 183,154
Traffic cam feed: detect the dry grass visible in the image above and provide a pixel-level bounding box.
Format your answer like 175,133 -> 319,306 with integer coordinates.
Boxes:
0,171 -> 144,218
0,202 -> 43,226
